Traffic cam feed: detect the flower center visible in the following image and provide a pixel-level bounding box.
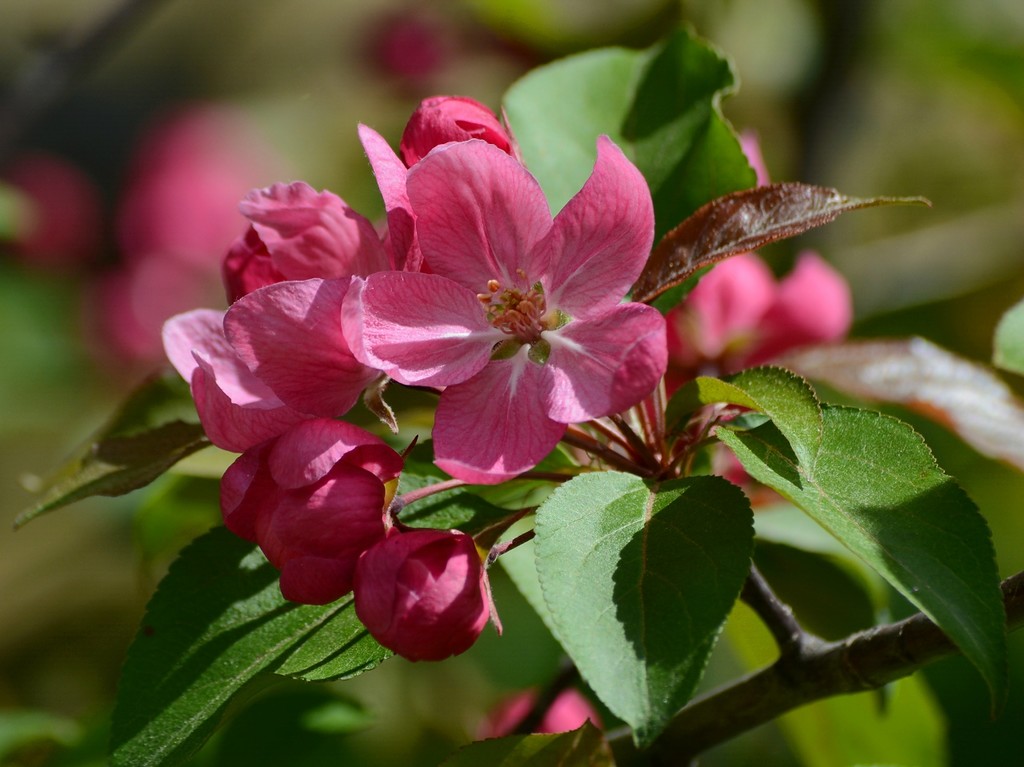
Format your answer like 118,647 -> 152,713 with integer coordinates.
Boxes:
478,278 -> 548,344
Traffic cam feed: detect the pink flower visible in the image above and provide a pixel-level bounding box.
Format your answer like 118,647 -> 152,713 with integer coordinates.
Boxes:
353,528 -> 493,661
222,181 -> 393,303
399,96 -> 513,167
478,688 -> 603,738
163,182 -> 391,445
221,418 -> 403,604
349,137 -> 666,483
665,251 -> 852,387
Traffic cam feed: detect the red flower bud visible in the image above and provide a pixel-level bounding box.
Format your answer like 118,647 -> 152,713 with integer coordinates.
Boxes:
354,528 -> 492,661
399,96 -> 513,167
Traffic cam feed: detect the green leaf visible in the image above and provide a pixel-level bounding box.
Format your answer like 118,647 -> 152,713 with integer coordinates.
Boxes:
717,407 -> 1007,705
110,526 -> 388,767
0,710 -> 81,760
994,297 -> 1024,375
632,184 -> 929,303
504,26 -> 755,241
534,472 -> 753,745
17,371 -> 209,527
439,722 -> 613,766
396,473 -> 513,535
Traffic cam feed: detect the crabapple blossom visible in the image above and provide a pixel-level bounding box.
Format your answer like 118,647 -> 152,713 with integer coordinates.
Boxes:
478,688 -> 603,738
399,95 -> 514,166
220,418 -> 403,605
348,137 -> 666,482
665,251 -> 852,387
353,528 -> 493,661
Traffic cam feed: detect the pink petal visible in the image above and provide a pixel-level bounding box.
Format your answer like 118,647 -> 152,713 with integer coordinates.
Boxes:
357,124 -> 421,271
433,350 -> 566,483
740,130 -> 771,187
399,96 -> 512,166
219,442 -> 276,541
221,226 -> 286,304
260,463 -> 387,604
266,418 -> 393,488
747,251 -> 852,365
405,140 -> 551,292
163,309 -> 309,451
353,271 -> 501,386
239,181 -> 392,279
542,136 -> 655,318
684,253 -> 776,358
544,304 -> 667,422
225,278 -> 379,416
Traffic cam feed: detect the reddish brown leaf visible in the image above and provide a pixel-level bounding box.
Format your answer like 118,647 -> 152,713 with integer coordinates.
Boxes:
782,337 -> 1024,471
632,183 -> 929,303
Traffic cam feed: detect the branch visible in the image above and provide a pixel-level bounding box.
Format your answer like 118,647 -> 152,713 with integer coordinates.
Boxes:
0,0 -> 168,161
646,570 -> 1024,763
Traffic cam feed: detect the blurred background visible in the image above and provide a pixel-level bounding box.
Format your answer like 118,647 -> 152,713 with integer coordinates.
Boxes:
1,0 -> 1022,765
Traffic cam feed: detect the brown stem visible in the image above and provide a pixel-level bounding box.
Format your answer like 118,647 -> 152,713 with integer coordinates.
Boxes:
643,570 -> 1024,763
562,428 -> 654,476
740,564 -> 808,654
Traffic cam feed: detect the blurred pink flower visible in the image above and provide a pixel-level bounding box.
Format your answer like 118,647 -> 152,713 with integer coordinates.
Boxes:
353,528 -> 493,661
350,137 -> 665,483
478,688 -> 603,738
221,418 -> 403,605
3,151 -> 103,270
665,251 -> 852,387
94,105 -> 284,365
366,11 -> 449,86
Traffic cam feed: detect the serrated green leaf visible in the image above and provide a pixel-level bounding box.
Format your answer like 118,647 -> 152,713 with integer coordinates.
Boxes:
110,526 -> 388,767
503,26 -> 754,241
718,407 -> 1006,705
534,472 -> 753,745
994,297 -> 1024,375
439,722 -> 613,766
18,371 -> 209,527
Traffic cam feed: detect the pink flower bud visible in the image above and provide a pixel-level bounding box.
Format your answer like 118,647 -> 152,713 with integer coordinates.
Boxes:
478,688 -> 603,739
353,528 -> 492,661
221,226 -> 286,304
221,419 -> 403,605
399,96 -> 513,167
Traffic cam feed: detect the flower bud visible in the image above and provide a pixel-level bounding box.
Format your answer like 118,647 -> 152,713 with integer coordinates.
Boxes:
354,528 -> 492,661
399,96 -> 513,166
221,419 -> 403,604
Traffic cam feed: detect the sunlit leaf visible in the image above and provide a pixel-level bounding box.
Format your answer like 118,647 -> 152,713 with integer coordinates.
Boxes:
717,406 -> 1006,706
396,473 -> 513,535
534,472 -> 753,745
632,184 -> 930,303
439,722 -> 613,766
994,297 -> 1024,376
783,337 -> 1024,471
504,26 -> 755,240
110,527 -> 388,767
17,371 -> 208,527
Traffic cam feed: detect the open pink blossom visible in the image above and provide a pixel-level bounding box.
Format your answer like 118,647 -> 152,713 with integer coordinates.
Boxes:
665,251 -> 852,387
353,528 -> 493,661
223,181 -> 392,303
478,688 -> 603,738
349,137 -> 665,482
221,418 -> 403,604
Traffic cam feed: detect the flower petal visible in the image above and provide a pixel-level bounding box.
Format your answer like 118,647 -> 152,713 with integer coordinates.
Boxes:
357,124 -> 421,271
225,278 -> 379,416
684,253 -> 776,358
239,181 -> 392,279
545,304 -> 667,422
434,350 -> 566,483
406,140 -> 551,291
260,463 -> 387,604
163,309 -> 309,451
542,136 -> 654,318
266,418 -> 395,488
353,271 -> 500,386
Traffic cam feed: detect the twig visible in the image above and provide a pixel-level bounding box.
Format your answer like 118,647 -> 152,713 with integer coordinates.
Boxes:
0,0 -> 169,162
740,564 -> 808,654
644,569 -> 1024,763
562,427 -> 655,476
